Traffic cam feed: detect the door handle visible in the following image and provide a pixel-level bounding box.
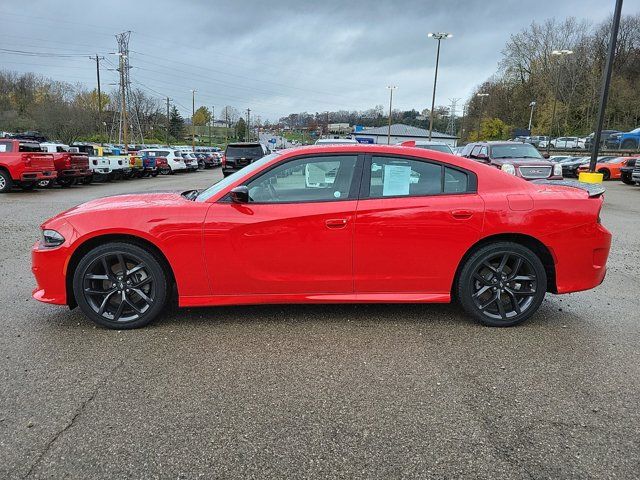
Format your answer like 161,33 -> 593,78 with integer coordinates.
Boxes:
451,210 -> 473,219
325,218 -> 348,229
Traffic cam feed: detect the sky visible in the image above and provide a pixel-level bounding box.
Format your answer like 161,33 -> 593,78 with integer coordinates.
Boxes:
1,0 -> 637,121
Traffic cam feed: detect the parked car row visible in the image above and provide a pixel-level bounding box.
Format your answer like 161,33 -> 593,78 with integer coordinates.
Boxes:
0,139 -> 220,193
514,128 -> 640,152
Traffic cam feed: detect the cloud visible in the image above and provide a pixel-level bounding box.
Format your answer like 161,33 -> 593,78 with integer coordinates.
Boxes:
0,0 -> 633,120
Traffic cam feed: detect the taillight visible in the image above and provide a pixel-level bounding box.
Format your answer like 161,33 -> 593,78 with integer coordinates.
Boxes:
221,155 -> 226,167
24,154 -> 32,167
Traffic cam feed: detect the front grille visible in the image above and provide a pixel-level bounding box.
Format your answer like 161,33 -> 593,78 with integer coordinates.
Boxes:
519,166 -> 552,179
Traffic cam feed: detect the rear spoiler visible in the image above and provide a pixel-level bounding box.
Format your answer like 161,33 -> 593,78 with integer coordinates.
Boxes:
532,179 -> 605,198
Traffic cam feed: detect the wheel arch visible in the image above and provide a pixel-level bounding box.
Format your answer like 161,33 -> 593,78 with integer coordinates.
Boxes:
65,233 -> 177,309
452,233 -> 557,297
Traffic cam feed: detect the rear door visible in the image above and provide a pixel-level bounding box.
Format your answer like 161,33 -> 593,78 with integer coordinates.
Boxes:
354,154 -> 484,294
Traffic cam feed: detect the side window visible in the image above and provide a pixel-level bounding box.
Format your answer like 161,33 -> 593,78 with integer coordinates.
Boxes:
246,155 -> 357,203
444,167 -> 469,193
479,146 -> 488,156
470,146 -> 481,157
369,156 -> 441,198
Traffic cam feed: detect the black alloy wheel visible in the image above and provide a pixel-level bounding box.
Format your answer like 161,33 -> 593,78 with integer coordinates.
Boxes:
458,242 -> 547,327
73,242 -> 168,329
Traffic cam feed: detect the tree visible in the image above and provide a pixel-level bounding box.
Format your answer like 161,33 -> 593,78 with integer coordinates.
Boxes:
193,106 -> 211,126
235,117 -> 246,141
468,118 -> 511,142
169,106 -> 184,139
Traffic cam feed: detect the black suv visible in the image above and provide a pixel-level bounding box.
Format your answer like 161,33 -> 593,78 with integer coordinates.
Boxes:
222,142 -> 270,177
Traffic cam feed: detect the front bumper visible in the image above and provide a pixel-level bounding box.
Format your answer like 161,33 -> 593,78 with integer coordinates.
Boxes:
31,240 -> 70,305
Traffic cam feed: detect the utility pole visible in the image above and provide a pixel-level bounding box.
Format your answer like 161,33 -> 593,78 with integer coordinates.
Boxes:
225,108 -> 229,145
528,101 -> 536,132
119,52 -> 128,150
427,32 -> 452,141
476,93 -> 489,140
246,108 -> 251,142
209,106 -> 214,147
386,86 -> 397,145
191,89 -> 196,152
445,97 -> 460,137
166,97 -> 170,146
90,54 -> 104,139
547,49 -> 574,154
589,0 -> 623,174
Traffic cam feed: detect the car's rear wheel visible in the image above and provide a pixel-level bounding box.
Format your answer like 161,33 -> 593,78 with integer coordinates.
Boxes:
621,174 -> 635,185
57,177 -> 74,187
457,242 -> 547,327
37,179 -> 53,188
73,242 -> 168,329
598,169 -> 611,181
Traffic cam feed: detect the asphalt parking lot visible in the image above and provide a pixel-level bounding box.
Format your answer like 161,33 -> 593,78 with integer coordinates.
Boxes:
1,171 -> 639,479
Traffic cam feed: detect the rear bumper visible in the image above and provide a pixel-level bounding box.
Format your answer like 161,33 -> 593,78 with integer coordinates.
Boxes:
59,168 -> 92,178
20,170 -> 57,181
545,223 -> 611,294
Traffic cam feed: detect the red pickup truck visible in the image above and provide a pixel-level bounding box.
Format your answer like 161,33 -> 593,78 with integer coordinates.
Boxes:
0,139 -> 57,193
40,143 -> 92,186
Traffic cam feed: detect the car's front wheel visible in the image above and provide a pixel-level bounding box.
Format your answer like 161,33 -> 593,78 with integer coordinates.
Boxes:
73,242 -> 168,329
457,242 -> 547,327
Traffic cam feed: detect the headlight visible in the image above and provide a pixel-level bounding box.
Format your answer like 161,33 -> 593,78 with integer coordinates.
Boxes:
501,163 -> 516,175
553,163 -> 563,177
42,229 -> 65,247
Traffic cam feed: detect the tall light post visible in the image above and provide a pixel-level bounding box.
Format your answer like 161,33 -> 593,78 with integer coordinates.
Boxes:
588,0 -> 623,175
386,86 -> 397,145
547,49 -> 573,154
528,101 -> 536,132
191,89 -> 196,152
476,93 -> 489,140
427,32 -> 452,141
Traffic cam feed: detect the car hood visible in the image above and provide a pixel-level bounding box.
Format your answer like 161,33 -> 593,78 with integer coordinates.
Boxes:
48,192 -> 187,221
491,158 -> 552,166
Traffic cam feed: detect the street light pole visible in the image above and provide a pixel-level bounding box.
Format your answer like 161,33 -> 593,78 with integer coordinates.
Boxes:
589,0 -> 623,174
528,101 -> 536,132
427,32 -> 452,141
386,86 -> 397,145
476,93 -> 489,140
547,49 -> 574,154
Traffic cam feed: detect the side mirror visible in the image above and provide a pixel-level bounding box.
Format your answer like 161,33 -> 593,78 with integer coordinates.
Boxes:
542,153 -> 550,159
230,186 -> 249,203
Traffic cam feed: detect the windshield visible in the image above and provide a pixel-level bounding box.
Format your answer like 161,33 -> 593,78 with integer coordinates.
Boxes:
226,146 -> 263,157
196,152 -> 281,202
491,144 -> 543,159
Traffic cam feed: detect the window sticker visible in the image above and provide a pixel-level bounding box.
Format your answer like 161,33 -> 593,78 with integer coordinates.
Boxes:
382,164 -> 411,196
0,144 -> 6,152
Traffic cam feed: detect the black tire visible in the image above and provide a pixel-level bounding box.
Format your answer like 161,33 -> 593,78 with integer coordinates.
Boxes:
457,242 -> 547,327
151,170 -> 159,177
621,139 -> 637,150
72,242 -> 168,329
599,169 -> 611,181
37,179 -> 53,188
82,175 -> 93,185
621,174 -> 635,185
20,182 -> 36,191
57,177 -> 74,188
0,170 -> 12,192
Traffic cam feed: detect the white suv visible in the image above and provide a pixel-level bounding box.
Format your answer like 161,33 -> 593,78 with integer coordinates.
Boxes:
138,149 -> 187,173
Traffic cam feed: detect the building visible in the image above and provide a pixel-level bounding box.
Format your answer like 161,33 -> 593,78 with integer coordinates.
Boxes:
328,123 -> 351,134
354,123 -> 458,146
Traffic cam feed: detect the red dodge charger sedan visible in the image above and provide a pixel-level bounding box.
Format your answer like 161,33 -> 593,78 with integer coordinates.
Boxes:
32,145 -> 611,329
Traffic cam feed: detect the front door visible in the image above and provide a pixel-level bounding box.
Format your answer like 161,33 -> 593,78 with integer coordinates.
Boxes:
354,155 -> 484,294
203,154 -> 362,295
